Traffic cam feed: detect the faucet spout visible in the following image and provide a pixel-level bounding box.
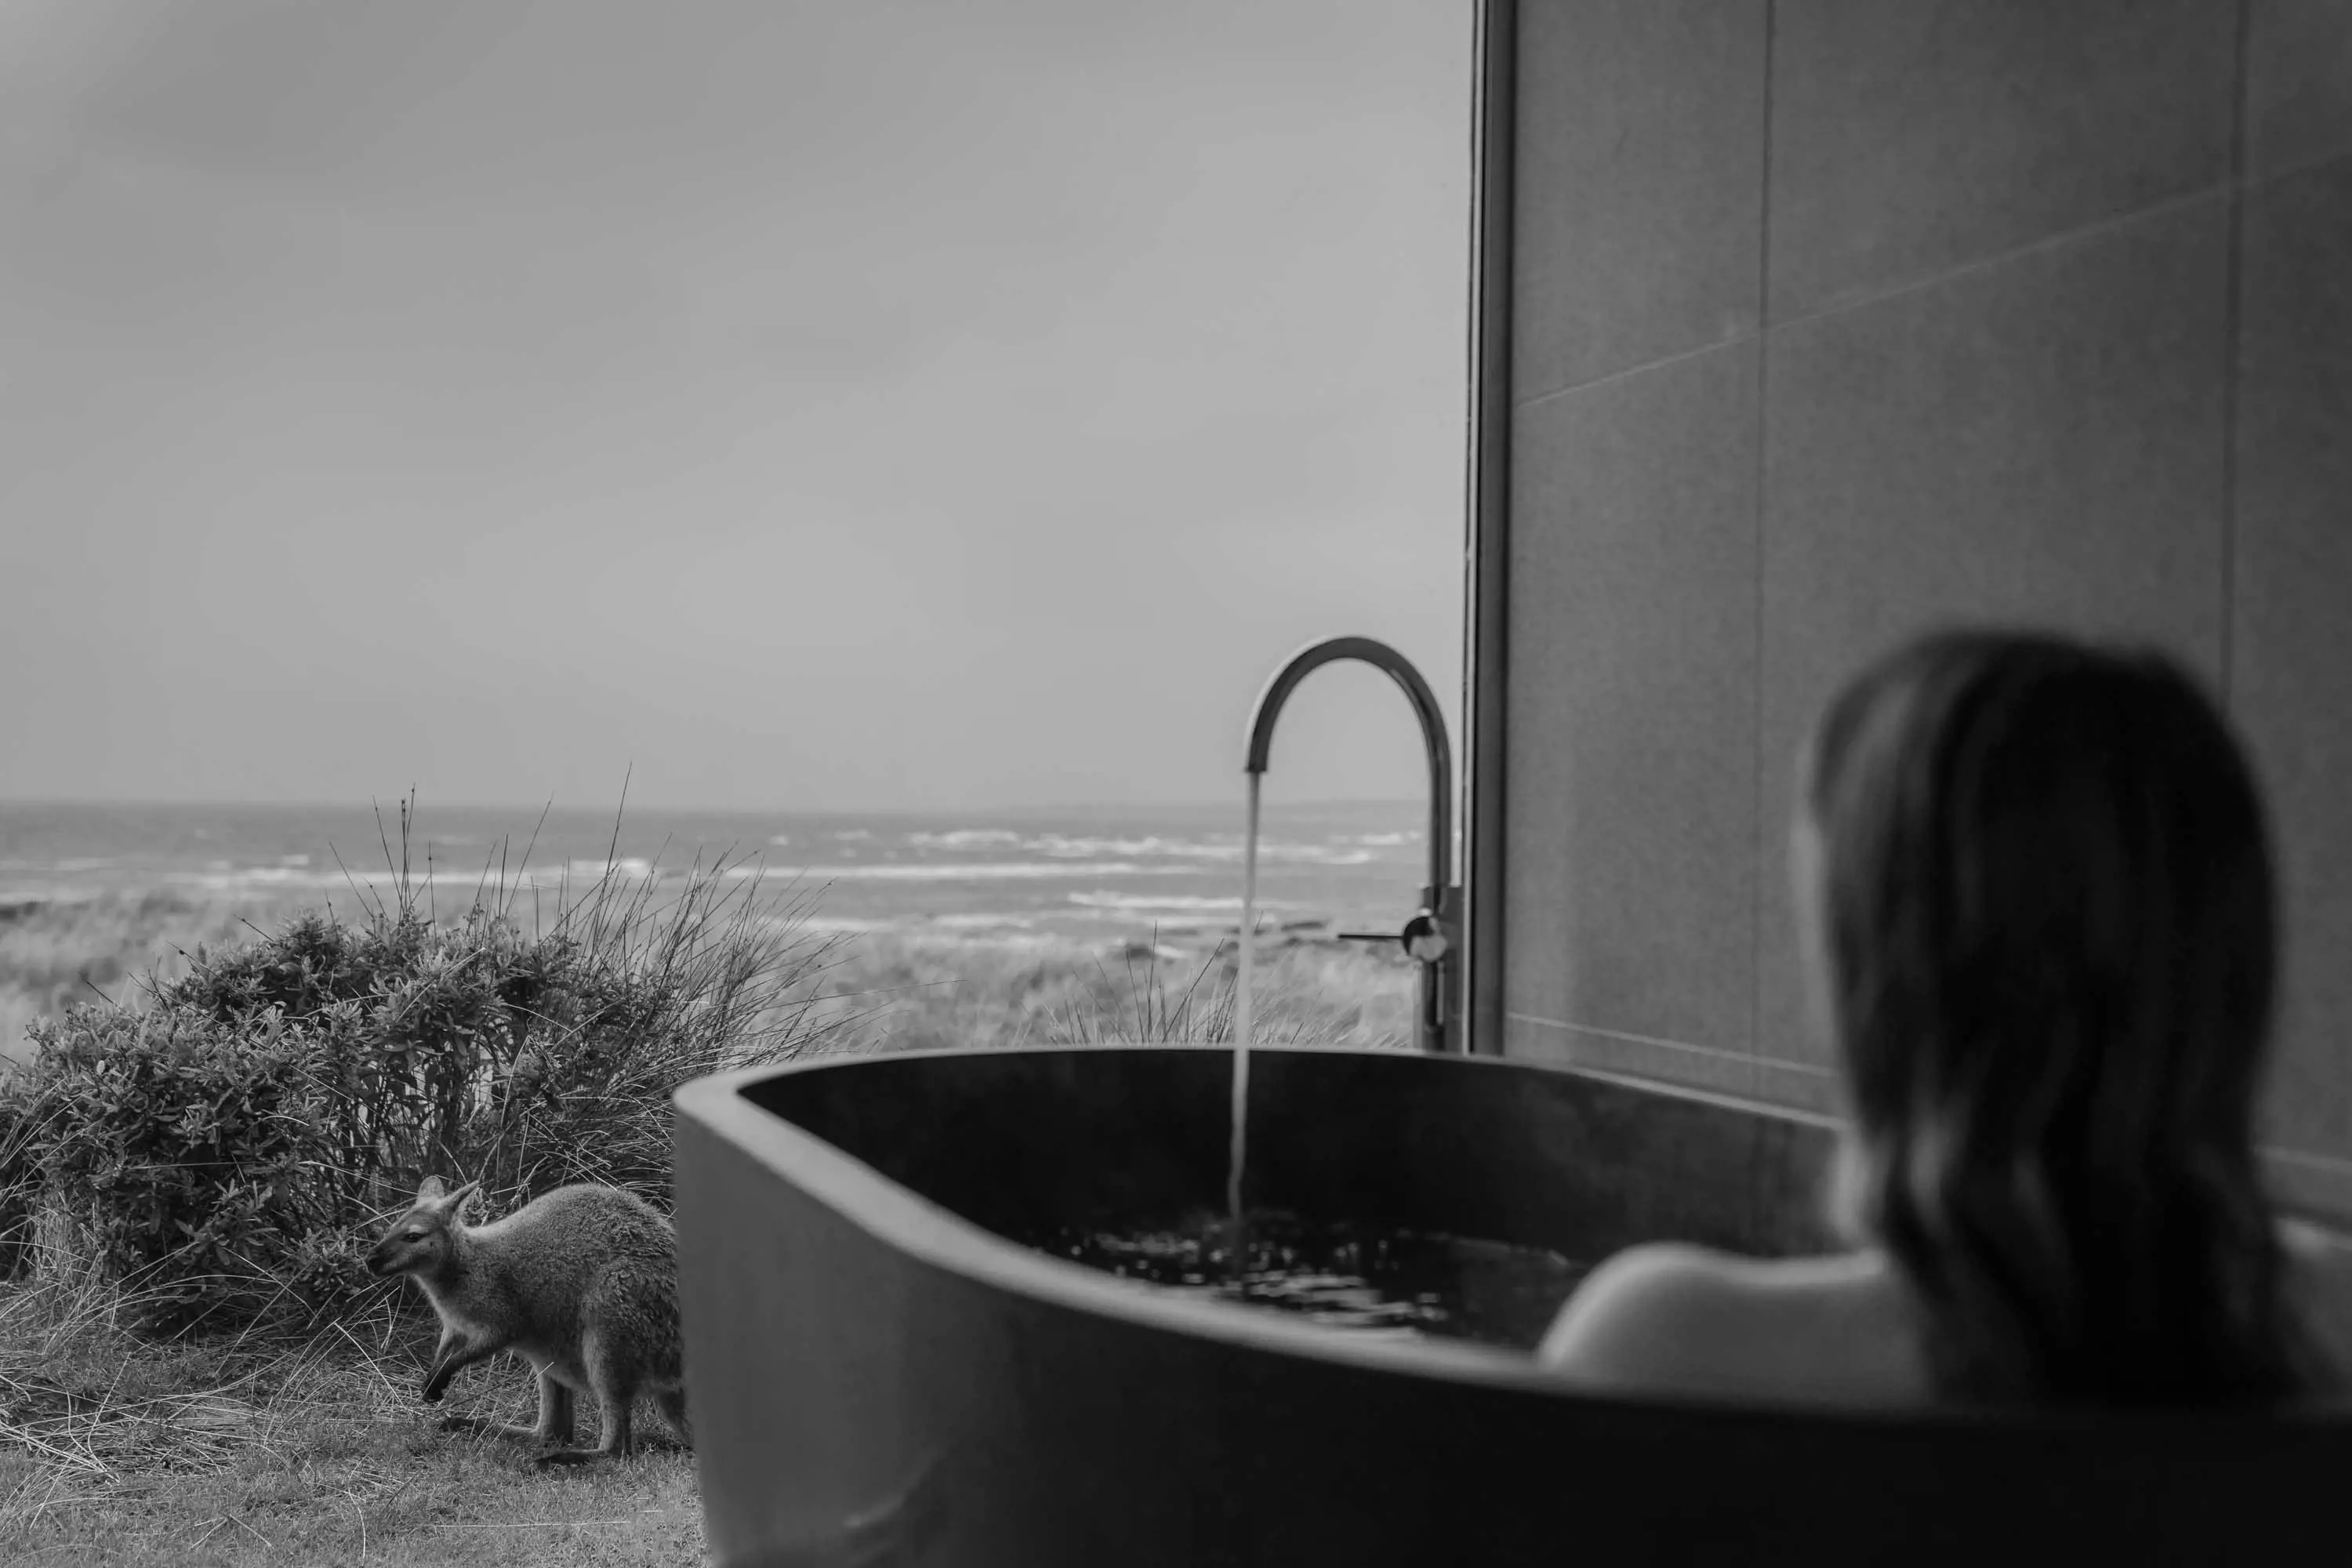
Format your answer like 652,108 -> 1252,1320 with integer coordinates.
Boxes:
1242,635 -> 1460,1054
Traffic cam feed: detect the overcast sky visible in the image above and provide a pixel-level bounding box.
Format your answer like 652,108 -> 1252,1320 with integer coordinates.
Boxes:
1,0 -> 1470,815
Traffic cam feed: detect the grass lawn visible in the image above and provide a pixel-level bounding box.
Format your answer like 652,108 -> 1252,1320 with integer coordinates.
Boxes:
1,1283 -> 705,1567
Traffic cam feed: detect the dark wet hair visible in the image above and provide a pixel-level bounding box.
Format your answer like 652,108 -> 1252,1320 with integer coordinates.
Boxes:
1802,626 -> 2318,1405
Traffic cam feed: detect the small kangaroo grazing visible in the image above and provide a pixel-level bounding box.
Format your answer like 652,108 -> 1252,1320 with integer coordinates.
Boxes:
368,1175 -> 688,1465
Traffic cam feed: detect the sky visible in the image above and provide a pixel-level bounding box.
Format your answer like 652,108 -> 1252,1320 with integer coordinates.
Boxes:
0,0 -> 1471,815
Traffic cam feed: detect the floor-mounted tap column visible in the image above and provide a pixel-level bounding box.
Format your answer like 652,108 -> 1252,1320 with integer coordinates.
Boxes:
1242,635 -> 1461,1054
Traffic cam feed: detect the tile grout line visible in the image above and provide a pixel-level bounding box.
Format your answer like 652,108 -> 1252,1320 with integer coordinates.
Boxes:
1748,0 -> 1777,1101
1515,176 -> 2244,418
1512,329 -> 1765,414
1510,1016 -> 2352,1218
1504,1011 -> 2352,1161
1769,177 -> 2234,331
2245,140 -> 2352,191
1504,1011 -> 1803,1068
2218,0 -> 2252,704
2268,1145 -> 2352,1178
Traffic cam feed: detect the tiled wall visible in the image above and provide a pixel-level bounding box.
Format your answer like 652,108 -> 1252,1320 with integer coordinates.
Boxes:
1497,0 -> 2352,1217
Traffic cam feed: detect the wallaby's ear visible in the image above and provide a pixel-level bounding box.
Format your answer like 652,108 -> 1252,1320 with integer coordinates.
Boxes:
447,1180 -> 484,1218
416,1174 -> 448,1203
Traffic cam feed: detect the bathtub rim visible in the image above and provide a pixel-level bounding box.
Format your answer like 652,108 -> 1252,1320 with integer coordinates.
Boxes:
674,1041 -> 2352,1439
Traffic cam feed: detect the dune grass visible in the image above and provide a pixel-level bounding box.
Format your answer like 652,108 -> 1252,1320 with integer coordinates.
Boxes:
0,891 -> 313,1073
783,927 -> 1419,1056
2,897 -> 1419,1072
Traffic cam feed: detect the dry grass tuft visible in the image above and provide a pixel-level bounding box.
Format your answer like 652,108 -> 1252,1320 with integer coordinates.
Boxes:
0,1277 -> 703,1565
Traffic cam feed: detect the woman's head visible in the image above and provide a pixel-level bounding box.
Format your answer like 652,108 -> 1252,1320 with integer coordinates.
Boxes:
1796,627 -> 2307,1403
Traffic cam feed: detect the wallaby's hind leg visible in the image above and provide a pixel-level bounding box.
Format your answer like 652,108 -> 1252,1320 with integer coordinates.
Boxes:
536,1337 -> 633,1466
656,1387 -> 691,1450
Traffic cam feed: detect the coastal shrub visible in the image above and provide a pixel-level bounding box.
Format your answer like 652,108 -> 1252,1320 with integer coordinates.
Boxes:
8,1004 -> 351,1327
0,838 -> 842,1330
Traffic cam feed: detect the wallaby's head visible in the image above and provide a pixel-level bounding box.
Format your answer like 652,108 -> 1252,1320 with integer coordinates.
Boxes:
368,1175 -> 482,1279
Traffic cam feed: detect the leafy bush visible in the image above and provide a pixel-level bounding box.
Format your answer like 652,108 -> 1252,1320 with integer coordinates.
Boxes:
0,822 -> 841,1332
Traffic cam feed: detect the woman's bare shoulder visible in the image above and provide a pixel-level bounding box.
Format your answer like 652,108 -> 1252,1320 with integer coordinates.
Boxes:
1538,1245 -> 1855,1371
1538,1242 -> 1910,1402
1536,1242 -> 1745,1385
2281,1218 -> 2352,1301
2281,1218 -> 2352,1377
2281,1217 -> 2350,1265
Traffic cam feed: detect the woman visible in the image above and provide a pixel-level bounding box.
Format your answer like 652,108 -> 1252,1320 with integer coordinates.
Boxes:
1541,627 -> 2352,1407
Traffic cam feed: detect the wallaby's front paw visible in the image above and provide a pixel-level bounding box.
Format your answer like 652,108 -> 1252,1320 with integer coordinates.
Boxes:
420,1381 -> 445,1405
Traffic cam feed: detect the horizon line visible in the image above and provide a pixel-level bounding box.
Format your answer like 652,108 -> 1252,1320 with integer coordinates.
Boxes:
0,792 -> 1433,818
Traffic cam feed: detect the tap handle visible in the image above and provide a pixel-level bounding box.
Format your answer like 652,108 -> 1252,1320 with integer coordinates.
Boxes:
1335,912 -> 1452,964
1400,910 -> 1450,964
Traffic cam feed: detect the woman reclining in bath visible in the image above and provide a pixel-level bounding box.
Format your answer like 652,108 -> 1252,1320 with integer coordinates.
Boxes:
1541,627 -> 2352,1406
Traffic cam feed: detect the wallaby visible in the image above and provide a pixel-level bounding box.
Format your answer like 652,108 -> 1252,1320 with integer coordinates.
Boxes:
368,1174 -> 688,1465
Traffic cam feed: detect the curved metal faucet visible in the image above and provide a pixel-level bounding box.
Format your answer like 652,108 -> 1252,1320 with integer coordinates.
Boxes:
1243,636 -> 1461,1054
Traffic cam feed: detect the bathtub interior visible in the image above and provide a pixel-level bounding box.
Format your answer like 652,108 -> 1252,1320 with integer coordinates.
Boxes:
735,1044 -> 1843,1279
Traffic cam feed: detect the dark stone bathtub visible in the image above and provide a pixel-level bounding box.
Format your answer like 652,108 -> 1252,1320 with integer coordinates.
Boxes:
673,1044 -> 2351,1566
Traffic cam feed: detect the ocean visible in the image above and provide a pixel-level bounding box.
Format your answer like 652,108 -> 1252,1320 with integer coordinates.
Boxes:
0,797 -> 1439,952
